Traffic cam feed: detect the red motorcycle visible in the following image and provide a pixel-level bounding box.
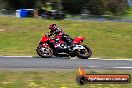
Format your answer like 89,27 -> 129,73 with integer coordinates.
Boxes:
36,34 -> 92,59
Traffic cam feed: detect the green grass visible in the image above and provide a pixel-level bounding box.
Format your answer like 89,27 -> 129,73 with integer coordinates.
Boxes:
0,16 -> 132,58
0,71 -> 131,88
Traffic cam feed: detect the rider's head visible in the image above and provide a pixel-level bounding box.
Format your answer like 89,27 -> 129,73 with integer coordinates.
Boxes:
49,24 -> 61,34
49,24 -> 57,31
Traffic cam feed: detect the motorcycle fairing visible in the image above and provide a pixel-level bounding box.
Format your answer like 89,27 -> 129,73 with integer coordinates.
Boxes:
73,45 -> 85,50
73,37 -> 85,44
40,35 -> 50,43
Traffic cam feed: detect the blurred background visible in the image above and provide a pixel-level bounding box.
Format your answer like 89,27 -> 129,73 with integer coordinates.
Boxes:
0,0 -> 132,20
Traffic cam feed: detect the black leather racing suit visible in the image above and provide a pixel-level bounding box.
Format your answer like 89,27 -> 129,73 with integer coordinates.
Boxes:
47,28 -> 73,45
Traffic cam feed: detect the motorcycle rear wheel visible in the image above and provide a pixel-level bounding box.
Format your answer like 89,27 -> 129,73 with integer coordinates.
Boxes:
36,46 -> 53,58
76,46 -> 92,59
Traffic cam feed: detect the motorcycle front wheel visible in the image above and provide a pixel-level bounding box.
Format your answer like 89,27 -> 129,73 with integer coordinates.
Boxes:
36,46 -> 53,58
76,45 -> 92,59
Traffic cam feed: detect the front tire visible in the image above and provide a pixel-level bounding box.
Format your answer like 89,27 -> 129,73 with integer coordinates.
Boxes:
76,46 -> 92,59
36,46 -> 53,58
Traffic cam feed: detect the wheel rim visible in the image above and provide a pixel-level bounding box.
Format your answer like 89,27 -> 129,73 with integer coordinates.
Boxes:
79,48 -> 91,56
79,47 -> 91,56
39,47 -> 53,56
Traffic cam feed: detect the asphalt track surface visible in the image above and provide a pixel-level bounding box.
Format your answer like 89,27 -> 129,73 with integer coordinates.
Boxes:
0,56 -> 132,71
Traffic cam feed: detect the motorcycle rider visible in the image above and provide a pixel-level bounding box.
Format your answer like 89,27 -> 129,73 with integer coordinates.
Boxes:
47,24 -> 73,45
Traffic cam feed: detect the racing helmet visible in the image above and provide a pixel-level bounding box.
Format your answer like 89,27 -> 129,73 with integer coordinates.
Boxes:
49,24 -> 61,34
49,24 -> 57,30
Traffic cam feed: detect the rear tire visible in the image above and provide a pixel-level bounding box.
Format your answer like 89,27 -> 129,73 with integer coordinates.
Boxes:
36,46 -> 53,58
76,46 -> 92,59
